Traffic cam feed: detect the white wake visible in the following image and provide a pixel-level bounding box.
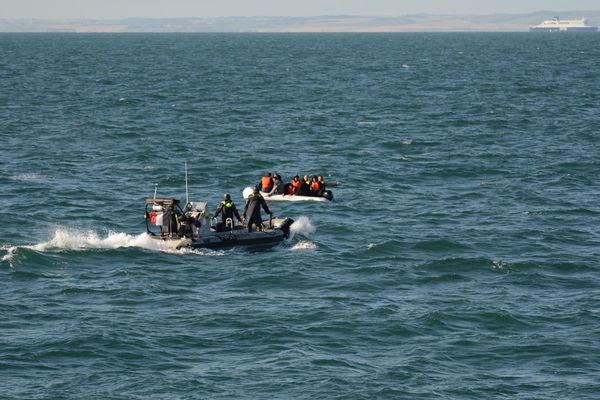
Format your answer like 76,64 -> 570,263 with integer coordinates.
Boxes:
1,227 -> 222,263
290,241 -> 318,251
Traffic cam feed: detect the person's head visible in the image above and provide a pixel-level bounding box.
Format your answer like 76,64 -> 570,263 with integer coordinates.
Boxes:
303,175 -> 308,181
266,172 -> 272,177
318,175 -> 324,181
293,175 -> 299,181
311,175 -> 317,181
224,193 -> 231,200
254,184 -> 260,193
273,175 -> 280,181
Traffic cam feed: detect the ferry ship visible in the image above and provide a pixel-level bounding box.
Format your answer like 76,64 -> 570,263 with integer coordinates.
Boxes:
530,17 -> 598,32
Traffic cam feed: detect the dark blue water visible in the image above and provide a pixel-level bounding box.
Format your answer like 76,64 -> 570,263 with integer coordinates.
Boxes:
1,33 -> 600,399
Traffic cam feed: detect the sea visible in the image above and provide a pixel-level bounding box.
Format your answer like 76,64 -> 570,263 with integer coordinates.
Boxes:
1,32 -> 599,399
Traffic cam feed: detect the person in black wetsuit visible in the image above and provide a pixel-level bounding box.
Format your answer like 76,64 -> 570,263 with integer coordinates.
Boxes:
243,187 -> 272,232
213,193 -> 242,230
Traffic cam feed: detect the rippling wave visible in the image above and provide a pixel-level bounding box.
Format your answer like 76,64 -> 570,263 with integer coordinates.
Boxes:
2,33 -> 600,399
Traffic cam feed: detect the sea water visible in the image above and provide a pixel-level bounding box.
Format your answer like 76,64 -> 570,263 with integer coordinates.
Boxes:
1,33 -> 599,399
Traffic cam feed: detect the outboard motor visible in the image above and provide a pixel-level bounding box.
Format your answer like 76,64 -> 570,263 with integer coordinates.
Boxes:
323,190 -> 334,201
278,217 -> 294,239
177,215 -> 195,238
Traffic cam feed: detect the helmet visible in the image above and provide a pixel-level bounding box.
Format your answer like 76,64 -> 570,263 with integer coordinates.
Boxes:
224,193 -> 231,200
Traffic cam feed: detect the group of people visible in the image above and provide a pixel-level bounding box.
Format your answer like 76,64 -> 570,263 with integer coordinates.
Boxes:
212,172 -> 334,233
258,172 -> 330,197
212,189 -> 271,233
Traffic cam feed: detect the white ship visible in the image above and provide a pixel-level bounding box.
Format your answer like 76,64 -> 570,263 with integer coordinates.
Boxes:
530,17 -> 598,32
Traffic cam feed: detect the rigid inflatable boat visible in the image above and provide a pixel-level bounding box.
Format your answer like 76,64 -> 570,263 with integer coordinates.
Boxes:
145,197 -> 294,251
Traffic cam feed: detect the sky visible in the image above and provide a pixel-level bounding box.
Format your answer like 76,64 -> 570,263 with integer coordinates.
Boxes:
2,0 -> 599,19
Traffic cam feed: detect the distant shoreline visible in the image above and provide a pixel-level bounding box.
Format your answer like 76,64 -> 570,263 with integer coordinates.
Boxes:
1,11 -> 599,33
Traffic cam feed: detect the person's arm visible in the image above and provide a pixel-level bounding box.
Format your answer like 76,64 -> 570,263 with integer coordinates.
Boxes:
261,198 -> 272,215
233,204 -> 241,221
213,203 -> 223,218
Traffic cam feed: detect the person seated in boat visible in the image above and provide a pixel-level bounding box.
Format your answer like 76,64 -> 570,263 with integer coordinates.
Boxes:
309,175 -> 324,197
267,174 -> 285,197
318,175 -> 339,188
298,174 -> 311,196
317,175 -> 327,189
259,172 -> 273,193
288,175 -> 301,195
213,193 -> 242,231
243,186 -> 273,232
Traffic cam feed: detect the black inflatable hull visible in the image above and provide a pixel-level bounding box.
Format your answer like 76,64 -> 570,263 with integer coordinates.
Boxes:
189,229 -> 285,250
153,218 -> 294,251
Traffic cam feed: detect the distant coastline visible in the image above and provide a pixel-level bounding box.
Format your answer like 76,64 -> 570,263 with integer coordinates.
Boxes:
1,11 -> 599,33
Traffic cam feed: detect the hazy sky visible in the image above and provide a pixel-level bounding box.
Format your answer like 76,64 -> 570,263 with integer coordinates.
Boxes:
2,0 -> 600,19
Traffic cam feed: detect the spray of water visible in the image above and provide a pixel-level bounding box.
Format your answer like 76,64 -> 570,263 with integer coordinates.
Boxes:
0,227 -> 223,263
26,228 -> 166,252
288,216 -> 317,250
290,216 -> 316,237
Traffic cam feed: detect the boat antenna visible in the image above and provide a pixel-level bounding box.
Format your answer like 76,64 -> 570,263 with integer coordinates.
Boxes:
153,183 -> 158,200
184,161 -> 189,205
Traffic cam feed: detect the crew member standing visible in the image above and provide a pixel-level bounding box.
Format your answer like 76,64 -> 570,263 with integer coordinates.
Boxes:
243,186 -> 273,232
213,193 -> 242,230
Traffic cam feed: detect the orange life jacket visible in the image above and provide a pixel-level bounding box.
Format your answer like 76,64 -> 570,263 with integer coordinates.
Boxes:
289,180 -> 301,194
261,176 -> 272,189
311,181 -> 320,191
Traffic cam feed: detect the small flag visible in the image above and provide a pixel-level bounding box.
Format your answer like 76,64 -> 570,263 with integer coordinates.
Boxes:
150,212 -> 164,226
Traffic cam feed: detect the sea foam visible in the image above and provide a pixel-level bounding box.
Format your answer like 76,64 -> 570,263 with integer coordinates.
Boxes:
287,217 -> 317,251
290,216 -> 316,237
291,241 -> 318,251
0,227 -> 221,263
9,173 -> 45,182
